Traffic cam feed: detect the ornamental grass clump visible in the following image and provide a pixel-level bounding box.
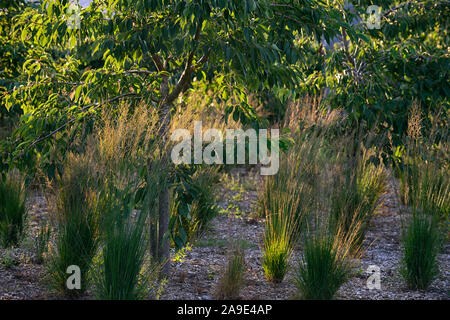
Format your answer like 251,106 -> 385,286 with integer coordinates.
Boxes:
329,145 -> 385,247
262,208 -> 297,283
49,153 -> 100,296
295,224 -> 360,300
401,212 -> 439,290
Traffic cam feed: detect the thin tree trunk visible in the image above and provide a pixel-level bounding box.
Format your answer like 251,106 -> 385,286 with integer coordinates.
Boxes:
150,222 -> 158,259
158,187 -> 170,274
150,55 -> 172,274
149,40 -> 208,274
157,110 -> 171,274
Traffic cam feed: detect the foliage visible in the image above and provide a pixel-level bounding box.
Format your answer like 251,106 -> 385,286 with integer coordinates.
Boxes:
74,101 -> 169,262
63,101 -> 165,299
49,105 -> 166,297
248,89 -> 286,124
0,248 -> 20,269
170,165 -> 218,250
400,156 -> 449,227
398,117 -> 449,224
1,0 -> 349,269
0,0 -> 447,300
0,0 -> 28,120
262,235 -> 291,284
396,105 -> 445,290
0,169 -> 27,247
329,143 -> 386,247
258,125 -> 328,226
3,0 -> 349,173
298,0 -> 449,145
260,99 -> 345,283
262,210 -> 296,283
94,188 -> 158,300
396,104 -> 449,242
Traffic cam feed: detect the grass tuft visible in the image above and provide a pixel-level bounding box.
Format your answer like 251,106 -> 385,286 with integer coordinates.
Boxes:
330,145 -> 385,247
262,210 -> 296,283
295,234 -> 352,300
49,153 -> 100,296
0,169 -> 27,248
401,213 -> 439,290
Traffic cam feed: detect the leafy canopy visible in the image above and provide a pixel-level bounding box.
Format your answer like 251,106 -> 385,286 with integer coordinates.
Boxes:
2,0 -> 352,173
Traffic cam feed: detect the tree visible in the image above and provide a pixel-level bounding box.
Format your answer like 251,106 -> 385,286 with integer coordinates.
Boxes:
297,0 -> 449,145
4,0 -> 352,269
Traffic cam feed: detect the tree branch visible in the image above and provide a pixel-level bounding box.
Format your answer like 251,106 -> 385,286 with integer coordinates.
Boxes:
124,69 -> 156,75
382,0 -> 447,18
161,22 -> 204,106
193,48 -> 211,71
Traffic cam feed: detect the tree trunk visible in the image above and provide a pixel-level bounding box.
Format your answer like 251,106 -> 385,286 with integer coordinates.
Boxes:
158,187 -> 170,274
155,95 -> 172,275
150,221 -> 158,259
150,47 -> 205,275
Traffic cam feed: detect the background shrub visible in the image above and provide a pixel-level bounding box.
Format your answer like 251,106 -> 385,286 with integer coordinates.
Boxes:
170,165 -> 219,250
